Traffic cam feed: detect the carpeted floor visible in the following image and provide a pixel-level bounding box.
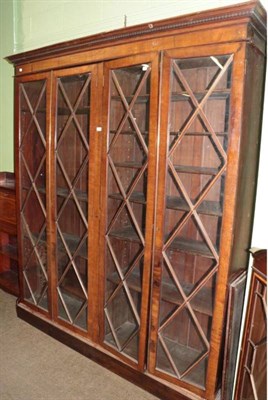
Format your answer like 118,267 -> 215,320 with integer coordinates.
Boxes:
0,290 -> 158,400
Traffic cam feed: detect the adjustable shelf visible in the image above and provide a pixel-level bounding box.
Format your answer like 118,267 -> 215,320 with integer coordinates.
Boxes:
156,337 -> 206,389
171,89 -> 231,102
109,191 -> 146,204
113,161 -> 145,169
57,106 -> 90,115
59,232 -> 88,259
109,227 -> 214,258
107,270 -> 213,316
27,186 -> 88,202
58,290 -> 87,331
168,237 -> 214,259
111,94 -> 150,103
173,165 -> 222,176
107,270 -> 142,293
58,274 -> 87,300
108,226 -> 141,243
169,131 -> 228,137
105,320 -> 139,360
110,130 -> 149,136
57,187 -> 88,202
21,108 -> 46,113
166,196 -> 222,216
161,280 -> 214,316
109,192 -> 221,216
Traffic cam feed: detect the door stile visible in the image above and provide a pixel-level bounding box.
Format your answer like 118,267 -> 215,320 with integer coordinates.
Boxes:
14,77 -> 23,299
98,60 -> 110,347
137,52 -> 160,370
148,51 -> 173,373
46,71 -> 55,320
87,62 -> 104,343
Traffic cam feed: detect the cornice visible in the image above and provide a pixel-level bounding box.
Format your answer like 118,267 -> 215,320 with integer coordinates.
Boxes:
6,0 -> 266,66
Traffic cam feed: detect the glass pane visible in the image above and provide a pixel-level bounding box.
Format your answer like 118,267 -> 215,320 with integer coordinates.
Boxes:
104,63 -> 151,362
155,55 -> 233,388
19,79 -> 48,310
56,73 -> 91,330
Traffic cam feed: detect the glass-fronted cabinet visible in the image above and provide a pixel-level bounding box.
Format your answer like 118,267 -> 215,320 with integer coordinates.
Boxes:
18,66 -> 99,334
102,54 -> 158,368
55,70 -> 92,330
12,5 -> 266,398
18,75 -> 49,311
149,52 -> 234,389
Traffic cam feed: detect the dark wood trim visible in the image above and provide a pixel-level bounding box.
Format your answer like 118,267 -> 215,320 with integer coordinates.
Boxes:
6,1 -> 266,66
16,302 -> 198,400
0,172 -> 16,190
234,249 -> 267,400
0,171 -> 18,295
251,249 -> 267,278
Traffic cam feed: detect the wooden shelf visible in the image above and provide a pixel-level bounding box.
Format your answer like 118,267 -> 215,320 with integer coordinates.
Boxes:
21,106 -> 90,115
110,130 -> 149,136
171,89 -> 231,102
24,231 -> 88,262
108,226 -> 141,243
57,106 -> 90,115
59,277 -> 87,301
166,196 -> 222,216
21,108 -> 46,114
108,226 -> 214,258
26,186 -> 88,202
105,320 -> 138,359
58,290 -> 87,330
169,131 -> 228,137
109,191 -> 146,205
59,233 -> 88,259
156,336 -> 206,389
168,237 -> 214,259
113,161 -> 145,169
111,94 -> 149,103
173,165 -> 221,176
161,280 -> 213,316
107,270 -> 213,316
57,187 -> 88,202
107,270 -> 142,293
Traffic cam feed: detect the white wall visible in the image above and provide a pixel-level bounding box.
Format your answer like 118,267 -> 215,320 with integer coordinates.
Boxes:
14,0 -> 255,52
0,0 -> 14,171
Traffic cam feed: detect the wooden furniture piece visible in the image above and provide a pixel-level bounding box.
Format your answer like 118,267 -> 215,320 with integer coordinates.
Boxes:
6,2 -> 266,399
0,172 -> 19,295
222,270 -> 247,400
234,249 -> 267,400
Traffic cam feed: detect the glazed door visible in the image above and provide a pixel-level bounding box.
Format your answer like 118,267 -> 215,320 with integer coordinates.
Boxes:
52,65 -> 101,335
100,53 -> 159,369
149,48 -> 235,395
17,73 -> 50,312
